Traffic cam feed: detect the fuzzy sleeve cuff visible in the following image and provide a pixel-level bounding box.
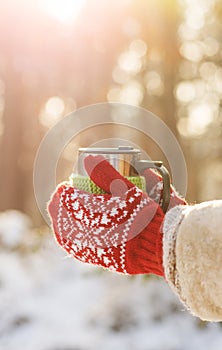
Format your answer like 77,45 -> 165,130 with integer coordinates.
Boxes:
162,200 -> 222,322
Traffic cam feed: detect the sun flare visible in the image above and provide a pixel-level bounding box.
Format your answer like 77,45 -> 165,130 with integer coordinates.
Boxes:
39,0 -> 86,23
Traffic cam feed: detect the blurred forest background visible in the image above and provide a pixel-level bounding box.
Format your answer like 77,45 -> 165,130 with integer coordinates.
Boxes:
0,0 -> 222,225
0,1 -> 222,348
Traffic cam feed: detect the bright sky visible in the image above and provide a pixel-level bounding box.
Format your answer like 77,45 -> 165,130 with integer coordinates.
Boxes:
39,0 -> 86,23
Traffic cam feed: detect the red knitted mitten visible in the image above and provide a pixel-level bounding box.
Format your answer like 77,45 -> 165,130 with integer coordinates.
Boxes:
48,156 -> 167,276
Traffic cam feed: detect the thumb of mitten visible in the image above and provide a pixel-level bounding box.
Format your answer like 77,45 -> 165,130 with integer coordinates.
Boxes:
84,155 -> 135,196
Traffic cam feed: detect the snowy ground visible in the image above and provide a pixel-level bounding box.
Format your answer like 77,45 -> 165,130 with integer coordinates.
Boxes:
0,210 -> 222,350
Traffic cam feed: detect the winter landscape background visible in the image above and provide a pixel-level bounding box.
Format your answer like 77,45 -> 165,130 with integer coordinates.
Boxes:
0,0 -> 222,348
1,210 -> 222,350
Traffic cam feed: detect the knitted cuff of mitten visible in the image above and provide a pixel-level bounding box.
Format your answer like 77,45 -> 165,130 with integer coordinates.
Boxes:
126,204 -> 165,277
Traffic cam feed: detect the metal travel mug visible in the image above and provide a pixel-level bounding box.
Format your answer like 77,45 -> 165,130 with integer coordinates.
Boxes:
71,146 -> 171,213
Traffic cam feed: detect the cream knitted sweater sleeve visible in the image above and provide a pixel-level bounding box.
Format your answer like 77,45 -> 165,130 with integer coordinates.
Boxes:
162,200 -> 222,322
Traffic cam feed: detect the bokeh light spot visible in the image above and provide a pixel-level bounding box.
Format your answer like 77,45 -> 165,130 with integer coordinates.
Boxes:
175,81 -> 195,103
177,101 -> 217,138
185,8 -> 204,30
118,51 -> 142,75
45,96 -> 65,116
180,41 -> 203,62
120,81 -> 144,105
39,96 -> 65,128
112,66 -> 130,85
129,39 -> 147,58
203,37 -> 219,57
145,71 -> 164,96
199,62 -> 217,80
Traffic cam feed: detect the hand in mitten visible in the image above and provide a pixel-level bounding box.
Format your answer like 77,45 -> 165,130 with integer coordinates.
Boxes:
48,155 -> 169,276
48,156 -> 222,322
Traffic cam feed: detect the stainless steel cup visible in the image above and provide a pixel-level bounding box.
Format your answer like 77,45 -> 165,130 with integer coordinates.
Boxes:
73,146 -> 171,213
77,146 -> 141,177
